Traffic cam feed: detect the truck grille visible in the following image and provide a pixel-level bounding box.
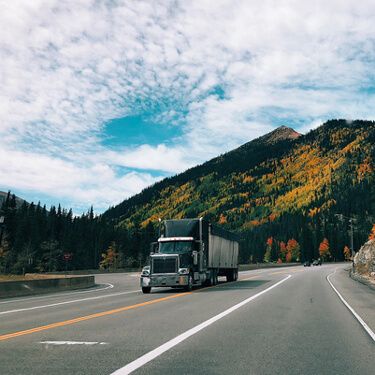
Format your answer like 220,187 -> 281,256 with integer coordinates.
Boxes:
152,257 -> 177,274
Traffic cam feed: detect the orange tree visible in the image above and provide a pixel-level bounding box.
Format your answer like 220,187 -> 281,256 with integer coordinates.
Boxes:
286,238 -> 300,262
343,245 -> 351,261
319,238 -> 331,260
263,237 -> 273,263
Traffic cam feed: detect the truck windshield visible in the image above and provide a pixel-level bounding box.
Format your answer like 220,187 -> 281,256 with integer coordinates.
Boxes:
159,241 -> 193,254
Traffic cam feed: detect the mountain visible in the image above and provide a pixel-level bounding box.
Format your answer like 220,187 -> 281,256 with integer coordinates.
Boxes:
104,125 -> 302,222
258,125 -> 301,144
0,191 -> 27,209
103,119 -> 375,262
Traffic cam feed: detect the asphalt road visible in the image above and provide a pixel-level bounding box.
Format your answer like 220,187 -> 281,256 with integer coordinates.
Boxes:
0,264 -> 374,375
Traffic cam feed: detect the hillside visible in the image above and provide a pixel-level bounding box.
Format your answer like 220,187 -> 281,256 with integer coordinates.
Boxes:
0,192 -> 27,209
103,120 -> 375,262
104,125 -> 302,222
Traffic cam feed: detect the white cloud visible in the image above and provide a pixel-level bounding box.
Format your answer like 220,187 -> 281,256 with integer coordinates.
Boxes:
2,0 -> 375,211
104,145 -> 191,174
0,146 -> 157,212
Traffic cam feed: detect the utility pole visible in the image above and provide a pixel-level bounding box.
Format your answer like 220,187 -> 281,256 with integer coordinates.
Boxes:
335,214 -> 355,258
349,218 -> 355,258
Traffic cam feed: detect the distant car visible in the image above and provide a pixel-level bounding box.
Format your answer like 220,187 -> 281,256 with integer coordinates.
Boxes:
304,261 -> 311,267
312,259 -> 322,266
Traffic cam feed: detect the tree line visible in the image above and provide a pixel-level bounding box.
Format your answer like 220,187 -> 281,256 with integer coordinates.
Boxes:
0,190 -> 373,274
0,192 -> 157,274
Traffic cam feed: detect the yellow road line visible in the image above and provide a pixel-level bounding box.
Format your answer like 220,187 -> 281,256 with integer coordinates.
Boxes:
241,275 -> 258,281
271,268 -> 303,275
0,292 -> 191,342
270,271 -> 288,275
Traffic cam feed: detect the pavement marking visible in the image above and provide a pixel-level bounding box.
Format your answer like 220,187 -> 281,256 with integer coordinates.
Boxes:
0,292 -> 192,342
111,274 -> 292,375
39,341 -> 108,346
327,269 -> 375,343
0,282 -> 114,305
0,289 -> 139,315
270,269 -> 304,275
270,270 -> 288,275
241,275 -> 259,281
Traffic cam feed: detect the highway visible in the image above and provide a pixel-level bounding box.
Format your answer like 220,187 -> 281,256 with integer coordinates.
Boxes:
0,264 -> 374,375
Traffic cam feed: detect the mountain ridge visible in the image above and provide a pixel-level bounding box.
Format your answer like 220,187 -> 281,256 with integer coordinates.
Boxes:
103,125 -> 303,222
102,119 -> 375,262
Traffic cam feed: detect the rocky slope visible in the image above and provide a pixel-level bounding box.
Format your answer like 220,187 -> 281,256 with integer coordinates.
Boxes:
353,240 -> 375,284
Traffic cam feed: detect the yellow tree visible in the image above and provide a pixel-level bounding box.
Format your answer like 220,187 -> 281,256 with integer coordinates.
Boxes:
343,246 -> 351,261
319,238 -> 331,260
100,242 -> 119,270
368,224 -> 375,240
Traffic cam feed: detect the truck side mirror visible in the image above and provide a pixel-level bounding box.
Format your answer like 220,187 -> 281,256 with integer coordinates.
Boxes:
192,251 -> 198,265
150,242 -> 159,253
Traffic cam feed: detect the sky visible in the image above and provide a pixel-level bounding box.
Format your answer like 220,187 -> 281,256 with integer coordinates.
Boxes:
1,0 -> 375,214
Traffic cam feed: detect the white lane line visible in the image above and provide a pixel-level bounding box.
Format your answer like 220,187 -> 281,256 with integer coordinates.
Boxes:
111,274 -> 292,375
0,282 -> 114,305
40,341 -> 107,346
327,269 -> 375,342
0,289 -> 139,315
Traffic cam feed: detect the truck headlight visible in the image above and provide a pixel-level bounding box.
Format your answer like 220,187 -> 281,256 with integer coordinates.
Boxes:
178,268 -> 189,275
141,266 -> 150,276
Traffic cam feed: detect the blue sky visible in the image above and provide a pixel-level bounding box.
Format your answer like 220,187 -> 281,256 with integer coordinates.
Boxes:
1,1 -> 375,214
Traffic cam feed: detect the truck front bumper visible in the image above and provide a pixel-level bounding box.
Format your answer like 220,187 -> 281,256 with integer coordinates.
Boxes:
140,274 -> 189,288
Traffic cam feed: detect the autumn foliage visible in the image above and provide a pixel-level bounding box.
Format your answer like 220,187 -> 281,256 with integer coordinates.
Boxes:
263,237 -> 273,262
264,237 -> 300,263
100,242 -> 119,270
286,239 -> 300,262
343,245 -> 351,261
319,238 -> 331,260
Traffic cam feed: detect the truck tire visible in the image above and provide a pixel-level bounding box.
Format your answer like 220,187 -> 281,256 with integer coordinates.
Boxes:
234,269 -> 238,281
184,274 -> 193,292
205,272 -> 213,286
142,287 -> 151,294
213,270 -> 218,285
226,269 -> 234,282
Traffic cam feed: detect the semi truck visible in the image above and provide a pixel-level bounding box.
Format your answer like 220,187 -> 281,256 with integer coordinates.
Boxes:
140,218 -> 239,293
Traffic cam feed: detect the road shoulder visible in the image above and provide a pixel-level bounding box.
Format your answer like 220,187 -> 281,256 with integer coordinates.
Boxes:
329,266 -> 375,334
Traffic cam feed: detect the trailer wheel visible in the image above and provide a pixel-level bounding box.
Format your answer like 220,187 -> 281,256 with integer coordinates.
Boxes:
234,269 -> 238,281
213,270 -> 218,285
142,287 -> 151,294
226,270 -> 234,282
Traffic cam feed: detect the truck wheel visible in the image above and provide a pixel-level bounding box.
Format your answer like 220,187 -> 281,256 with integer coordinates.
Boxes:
184,275 -> 193,292
227,269 -> 235,282
234,269 -> 238,281
213,270 -> 218,286
142,287 -> 151,294
226,271 -> 233,282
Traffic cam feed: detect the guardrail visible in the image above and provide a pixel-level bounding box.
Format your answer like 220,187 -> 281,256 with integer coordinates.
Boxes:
239,262 -> 300,271
0,275 -> 95,299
